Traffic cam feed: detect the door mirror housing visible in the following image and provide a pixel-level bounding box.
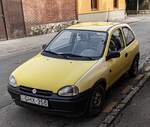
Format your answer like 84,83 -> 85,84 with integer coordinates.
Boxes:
42,44 -> 47,50
106,51 -> 120,61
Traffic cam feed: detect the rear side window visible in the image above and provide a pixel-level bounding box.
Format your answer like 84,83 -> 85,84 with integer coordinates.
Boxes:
122,27 -> 135,46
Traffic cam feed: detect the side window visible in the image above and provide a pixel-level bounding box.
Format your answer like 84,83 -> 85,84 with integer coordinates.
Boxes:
109,29 -> 125,52
122,27 -> 135,46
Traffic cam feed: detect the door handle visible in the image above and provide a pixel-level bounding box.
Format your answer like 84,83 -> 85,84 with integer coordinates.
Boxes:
125,53 -> 128,58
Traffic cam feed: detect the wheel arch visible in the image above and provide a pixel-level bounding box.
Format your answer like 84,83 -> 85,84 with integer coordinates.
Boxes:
135,52 -> 140,59
93,78 -> 107,90
132,52 -> 140,64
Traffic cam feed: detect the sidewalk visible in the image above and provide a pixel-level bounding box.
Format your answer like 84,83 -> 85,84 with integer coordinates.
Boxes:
0,15 -> 144,59
114,78 -> 150,127
123,15 -> 144,24
0,33 -> 57,58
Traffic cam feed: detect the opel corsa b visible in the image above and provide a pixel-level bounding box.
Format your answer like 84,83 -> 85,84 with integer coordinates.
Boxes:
8,22 -> 140,117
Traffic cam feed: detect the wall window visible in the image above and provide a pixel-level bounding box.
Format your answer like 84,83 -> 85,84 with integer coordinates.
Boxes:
113,0 -> 119,8
91,0 -> 98,10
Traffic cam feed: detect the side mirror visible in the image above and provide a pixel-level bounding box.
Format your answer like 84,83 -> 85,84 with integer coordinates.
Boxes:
106,51 -> 120,61
42,44 -> 47,50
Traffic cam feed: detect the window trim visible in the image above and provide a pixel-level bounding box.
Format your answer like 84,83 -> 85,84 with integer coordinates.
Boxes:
122,27 -> 136,46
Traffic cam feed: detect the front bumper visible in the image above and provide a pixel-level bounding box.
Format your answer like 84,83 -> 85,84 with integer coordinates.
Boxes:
8,85 -> 92,117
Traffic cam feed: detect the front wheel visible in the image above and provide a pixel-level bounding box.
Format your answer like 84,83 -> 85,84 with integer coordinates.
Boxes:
87,85 -> 105,117
129,56 -> 139,77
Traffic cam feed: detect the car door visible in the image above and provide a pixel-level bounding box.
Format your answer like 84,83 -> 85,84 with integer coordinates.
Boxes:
107,28 -> 127,86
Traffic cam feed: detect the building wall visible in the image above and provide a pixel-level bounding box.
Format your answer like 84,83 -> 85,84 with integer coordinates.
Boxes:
1,0 -> 25,39
22,0 -> 77,35
78,0 -> 126,21
78,0 -> 125,14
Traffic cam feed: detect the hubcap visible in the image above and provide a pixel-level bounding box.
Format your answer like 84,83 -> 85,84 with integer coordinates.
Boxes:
93,92 -> 102,108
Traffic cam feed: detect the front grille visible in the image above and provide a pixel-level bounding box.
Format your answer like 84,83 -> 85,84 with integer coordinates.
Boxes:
19,86 -> 52,96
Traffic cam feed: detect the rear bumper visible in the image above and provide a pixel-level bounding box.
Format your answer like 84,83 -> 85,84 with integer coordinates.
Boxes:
8,85 -> 92,117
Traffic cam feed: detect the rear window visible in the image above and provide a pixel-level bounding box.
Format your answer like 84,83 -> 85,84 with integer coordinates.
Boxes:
122,27 -> 135,46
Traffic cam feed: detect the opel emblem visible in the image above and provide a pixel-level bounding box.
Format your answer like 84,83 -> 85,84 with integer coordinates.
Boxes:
32,89 -> 37,94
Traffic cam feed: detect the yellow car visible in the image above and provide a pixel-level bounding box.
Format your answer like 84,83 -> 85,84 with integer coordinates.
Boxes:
8,22 -> 139,117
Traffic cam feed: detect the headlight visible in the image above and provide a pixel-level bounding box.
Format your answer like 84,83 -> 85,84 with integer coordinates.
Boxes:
9,75 -> 17,87
58,86 -> 79,97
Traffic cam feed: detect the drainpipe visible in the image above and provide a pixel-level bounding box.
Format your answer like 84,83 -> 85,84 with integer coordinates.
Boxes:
21,0 -> 27,37
75,0 -> 78,20
137,0 -> 139,14
106,0 -> 109,22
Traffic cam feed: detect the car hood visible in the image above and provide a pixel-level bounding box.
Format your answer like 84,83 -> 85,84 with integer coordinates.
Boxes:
12,54 -> 97,93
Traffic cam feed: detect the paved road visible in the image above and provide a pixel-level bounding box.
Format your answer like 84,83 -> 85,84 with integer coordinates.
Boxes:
0,16 -> 150,127
131,16 -> 150,64
0,49 -> 39,109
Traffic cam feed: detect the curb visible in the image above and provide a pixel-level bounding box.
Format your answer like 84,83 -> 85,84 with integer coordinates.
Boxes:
99,73 -> 150,127
99,56 -> 150,127
123,17 -> 144,24
125,19 -> 143,25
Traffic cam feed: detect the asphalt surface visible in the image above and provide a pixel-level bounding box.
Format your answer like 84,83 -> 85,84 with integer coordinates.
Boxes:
131,16 -> 150,64
0,16 -> 150,127
114,78 -> 150,127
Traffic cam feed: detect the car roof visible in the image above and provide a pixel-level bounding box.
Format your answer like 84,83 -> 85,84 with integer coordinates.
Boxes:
67,22 -> 123,32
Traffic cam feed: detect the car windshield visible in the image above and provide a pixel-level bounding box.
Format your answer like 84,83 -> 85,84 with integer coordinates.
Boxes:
43,30 -> 107,60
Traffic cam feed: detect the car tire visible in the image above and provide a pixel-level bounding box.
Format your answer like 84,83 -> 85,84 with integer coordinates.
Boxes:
87,84 -> 105,117
129,56 -> 139,77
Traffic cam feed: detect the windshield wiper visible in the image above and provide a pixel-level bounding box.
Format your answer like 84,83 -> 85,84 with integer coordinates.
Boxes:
43,50 -> 61,55
59,53 -> 96,60
43,51 -> 96,60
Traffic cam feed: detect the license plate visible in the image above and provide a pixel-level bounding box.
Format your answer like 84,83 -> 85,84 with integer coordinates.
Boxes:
20,95 -> 48,107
